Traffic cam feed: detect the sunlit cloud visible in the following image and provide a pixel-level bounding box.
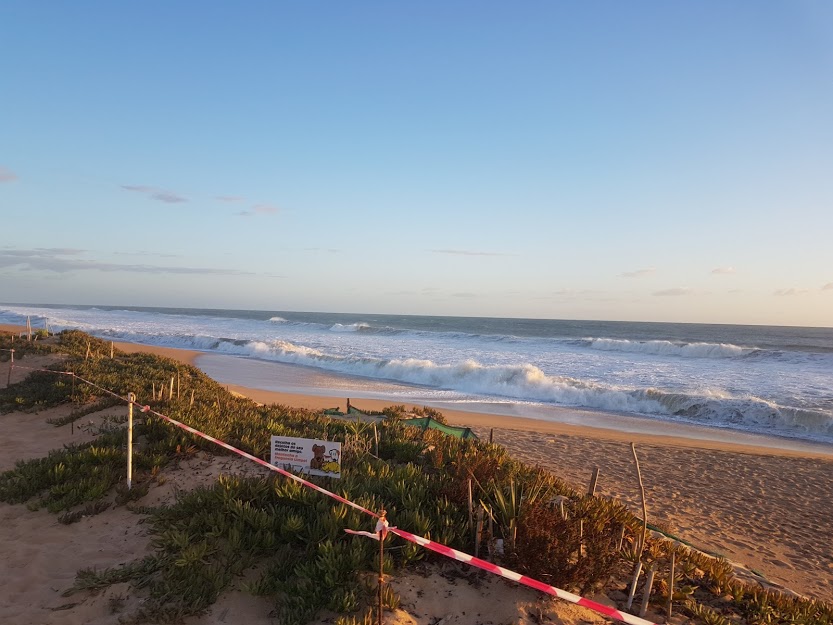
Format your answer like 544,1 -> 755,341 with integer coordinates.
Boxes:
237,204 -> 280,217
121,185 -> 188,203
711,266 -> 735,275
619,268 -> 655,278
774,288 -> 809,296
0,166 -> 18,182
433,249 -> 513,257
653,287 -> 692,296
0,248 -> 250,276
822,283 -> 833,291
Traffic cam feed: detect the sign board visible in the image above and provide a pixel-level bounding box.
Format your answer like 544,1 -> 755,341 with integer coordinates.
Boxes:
270,436 -> 342,479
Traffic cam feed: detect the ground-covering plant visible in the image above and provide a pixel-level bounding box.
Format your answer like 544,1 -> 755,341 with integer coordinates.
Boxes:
1,330 -> 832,624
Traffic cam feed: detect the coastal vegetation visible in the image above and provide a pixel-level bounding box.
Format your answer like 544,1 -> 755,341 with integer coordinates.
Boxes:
1,330 -> 832,624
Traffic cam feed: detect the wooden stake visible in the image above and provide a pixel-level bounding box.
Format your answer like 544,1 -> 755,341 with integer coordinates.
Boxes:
110,341 -> 114,359
85,342 -> 90,361
378,510 -> 386,625
667,551 -> 675,618
489,428 -> 494,444
176,371 -> 180,398
487,510 -> 494,561
474,507 -> 484,558
6,349 -> 12,387
467,479 -> 474,536
152,382 -> 156,401
127,392 -> 135,490
169,376 -> 174,400
631,443 -> 648,556
626,561 -> 642,610
617,524 -> 626,551
639,563 -> 656,617
373,422 -> 379,456
587,467 -> 600,496
190,388 -> 195,407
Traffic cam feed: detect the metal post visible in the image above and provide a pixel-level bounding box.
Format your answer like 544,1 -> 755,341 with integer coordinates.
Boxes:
127,392 -> 135,490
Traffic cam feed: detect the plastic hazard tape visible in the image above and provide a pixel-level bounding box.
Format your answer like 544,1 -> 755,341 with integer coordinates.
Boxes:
12,367 -> 657,625
388,526 -> 656,625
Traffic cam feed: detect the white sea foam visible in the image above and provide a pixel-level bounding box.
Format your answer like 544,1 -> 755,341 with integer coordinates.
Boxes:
2,304 -> 831,444
329,323 -> 370,332
586,337 -> 750,359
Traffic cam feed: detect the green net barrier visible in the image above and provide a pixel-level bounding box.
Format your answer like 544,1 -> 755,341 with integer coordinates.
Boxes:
401,416 -> 479,440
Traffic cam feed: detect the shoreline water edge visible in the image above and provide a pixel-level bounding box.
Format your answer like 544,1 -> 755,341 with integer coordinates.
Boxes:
2,304 -> 832,453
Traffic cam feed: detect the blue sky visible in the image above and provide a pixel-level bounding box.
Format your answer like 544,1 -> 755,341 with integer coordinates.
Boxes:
2,2 -> 832,326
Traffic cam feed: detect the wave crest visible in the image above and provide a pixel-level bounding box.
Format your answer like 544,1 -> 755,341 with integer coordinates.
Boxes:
586,337 -> 751,359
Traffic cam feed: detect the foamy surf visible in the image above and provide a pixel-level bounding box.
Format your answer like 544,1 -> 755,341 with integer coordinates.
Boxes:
1,304 -> 831,444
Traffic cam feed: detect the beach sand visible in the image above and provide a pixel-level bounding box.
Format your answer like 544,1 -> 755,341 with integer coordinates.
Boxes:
1,334 -> 832,623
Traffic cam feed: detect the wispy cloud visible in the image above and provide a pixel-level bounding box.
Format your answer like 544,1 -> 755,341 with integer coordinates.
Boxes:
216,195 -> 245,202
0,248 -> 250,276
432,249 -> 513,257
0,166 -> 17,182
121,185 -> 188,203
653,287 -> 692,296
619,268 -> 655,278
711,266 -> 735,275
823,283 -> 833,291
237,204 -> 280,217
774,288 -> 809,296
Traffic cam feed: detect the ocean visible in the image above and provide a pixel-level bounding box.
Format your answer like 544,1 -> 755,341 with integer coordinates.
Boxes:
2,304 -> 832,447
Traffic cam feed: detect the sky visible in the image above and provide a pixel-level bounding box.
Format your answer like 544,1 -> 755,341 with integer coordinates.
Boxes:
2,2 -> 832,327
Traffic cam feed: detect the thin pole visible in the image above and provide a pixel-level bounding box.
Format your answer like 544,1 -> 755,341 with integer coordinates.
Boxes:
631,443 -> 648,556
127,392 -> 135,490
667,551 -> 675,618
588,467 -> 600,496
639,563 -> 656,617
378,510 -> 386,625
6,349 -> 13,386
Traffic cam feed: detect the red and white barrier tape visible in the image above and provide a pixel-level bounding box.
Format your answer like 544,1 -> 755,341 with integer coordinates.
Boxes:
6,365 -> 657,625
388,526 -> 655,625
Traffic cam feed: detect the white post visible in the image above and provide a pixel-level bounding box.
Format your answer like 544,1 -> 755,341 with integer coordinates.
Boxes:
127,392 -> 135,490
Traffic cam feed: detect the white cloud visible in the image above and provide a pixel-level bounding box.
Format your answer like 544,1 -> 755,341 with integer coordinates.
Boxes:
0,248 -> 250,276
122,185 -> 187,203
774,288 -> 809,296
433,249 -> 512,257
619,268 -> 655,278
0,166 -> 17,182
711,267 -> 735,275
237,204 -> 280,217
653,287 -> 692,296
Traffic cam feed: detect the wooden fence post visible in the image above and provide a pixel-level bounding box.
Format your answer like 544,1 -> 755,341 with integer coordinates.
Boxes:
127,392 -> 135,490
588,467 -> 600,495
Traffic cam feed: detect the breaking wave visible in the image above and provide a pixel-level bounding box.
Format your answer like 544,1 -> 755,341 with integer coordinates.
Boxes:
584,338 -> 753,359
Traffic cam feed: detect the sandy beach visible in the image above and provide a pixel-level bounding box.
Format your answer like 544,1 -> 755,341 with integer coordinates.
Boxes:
2,332 -> 832,624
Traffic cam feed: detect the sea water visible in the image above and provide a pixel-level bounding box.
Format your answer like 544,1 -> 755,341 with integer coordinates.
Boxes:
2,304 -> 832,446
